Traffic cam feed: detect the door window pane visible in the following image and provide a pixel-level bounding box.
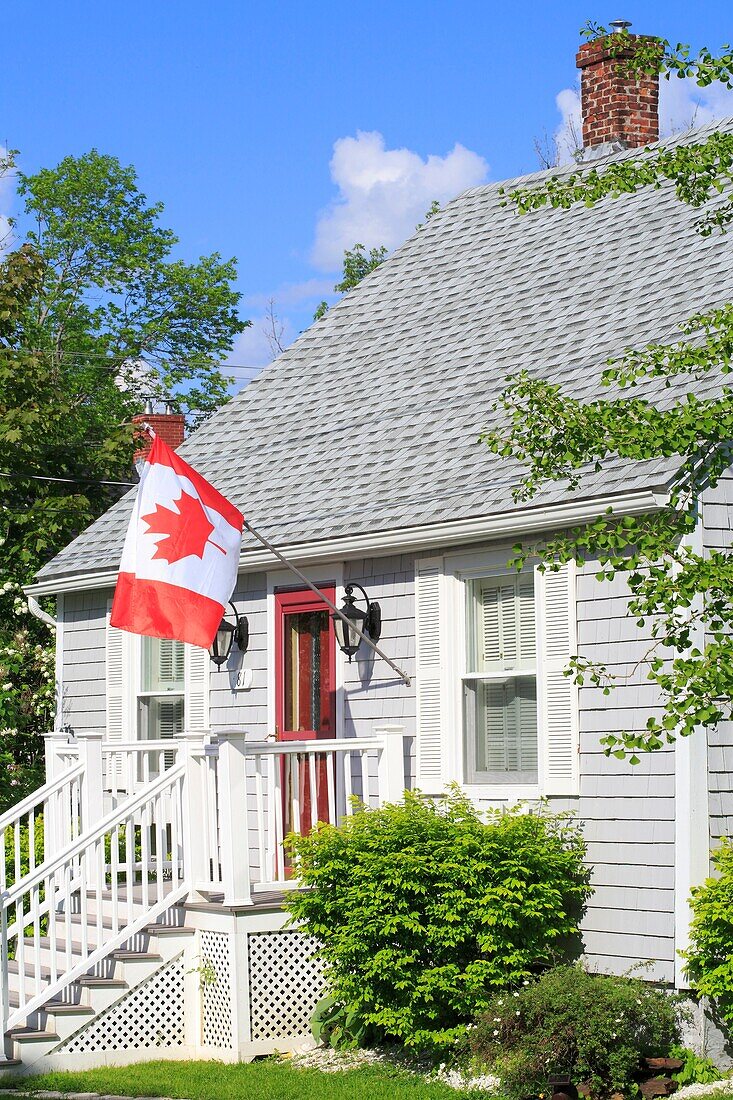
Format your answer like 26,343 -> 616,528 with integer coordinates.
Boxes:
284,610 -> 331,734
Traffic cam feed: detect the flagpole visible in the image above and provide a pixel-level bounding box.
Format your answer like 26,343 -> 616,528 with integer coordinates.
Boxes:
242,519 -> 411,687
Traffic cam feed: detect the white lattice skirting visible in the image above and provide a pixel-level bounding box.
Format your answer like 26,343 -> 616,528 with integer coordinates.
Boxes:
58,955 -> 185,1054
248,931 -> 325,1041
201,929 -> 234,1049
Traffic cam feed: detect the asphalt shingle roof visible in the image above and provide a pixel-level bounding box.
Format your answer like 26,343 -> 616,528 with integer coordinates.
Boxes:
36,118 -> 733,584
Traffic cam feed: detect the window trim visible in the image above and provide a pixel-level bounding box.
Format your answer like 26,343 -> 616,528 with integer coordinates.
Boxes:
444,547 -> 545,799
462,570 -> 540,787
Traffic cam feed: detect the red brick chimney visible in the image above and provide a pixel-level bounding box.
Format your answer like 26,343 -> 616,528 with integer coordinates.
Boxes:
132,404 -> 186,464
576,24 -> 661,155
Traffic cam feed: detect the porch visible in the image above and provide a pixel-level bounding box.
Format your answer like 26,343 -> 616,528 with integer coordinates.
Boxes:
0,725 -> 410,1070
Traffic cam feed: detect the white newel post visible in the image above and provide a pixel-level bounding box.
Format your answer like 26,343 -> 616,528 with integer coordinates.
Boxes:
76,731 -> 105,832
42,729 -> 70,861
179,731 -> 211,901
216,731 -> 252,906
376,724 -> 406,805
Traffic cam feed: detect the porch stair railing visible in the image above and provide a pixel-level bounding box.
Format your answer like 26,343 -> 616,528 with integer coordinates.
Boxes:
0,759 -> 85,895
0,761 -> 187,1036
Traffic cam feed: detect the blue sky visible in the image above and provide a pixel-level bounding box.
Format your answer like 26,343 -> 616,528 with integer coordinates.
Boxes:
4,2 -> 733,389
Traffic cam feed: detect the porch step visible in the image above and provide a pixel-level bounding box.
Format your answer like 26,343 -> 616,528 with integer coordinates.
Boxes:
7,1028 -> 59,1043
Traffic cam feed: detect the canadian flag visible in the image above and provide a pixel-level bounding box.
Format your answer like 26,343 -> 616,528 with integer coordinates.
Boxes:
110,434 -> 243,649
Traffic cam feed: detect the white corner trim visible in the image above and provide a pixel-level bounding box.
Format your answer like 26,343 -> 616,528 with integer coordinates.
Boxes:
674,504 -> 710,988
24,489 -> 665,598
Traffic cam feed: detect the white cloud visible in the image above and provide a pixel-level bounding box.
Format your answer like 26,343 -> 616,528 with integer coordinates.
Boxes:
553,76 -> 733,166
311,130 -> 489,271
244,277 -> 333,312
659,75 -> 733,135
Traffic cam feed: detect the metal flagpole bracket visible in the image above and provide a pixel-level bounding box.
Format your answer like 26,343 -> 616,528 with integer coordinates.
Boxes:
243,519 -> 411,687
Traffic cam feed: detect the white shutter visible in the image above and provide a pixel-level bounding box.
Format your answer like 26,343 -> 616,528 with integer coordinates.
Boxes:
158,698 -> 184,767
415,557 -> 444,793
480,677 -> 538,774
538,562 -> 579,796
106,606 -> 127,779
184,644 -> 210,733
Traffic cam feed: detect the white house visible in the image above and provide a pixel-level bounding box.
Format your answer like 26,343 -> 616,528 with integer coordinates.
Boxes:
5,30 -> 733,1073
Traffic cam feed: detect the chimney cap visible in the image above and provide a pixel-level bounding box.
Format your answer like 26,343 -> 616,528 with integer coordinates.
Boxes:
609,19 -> 632,32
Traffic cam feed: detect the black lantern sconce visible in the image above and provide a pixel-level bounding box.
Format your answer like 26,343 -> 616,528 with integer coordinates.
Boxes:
209,602 -> 250,667
332,583 -> 382,661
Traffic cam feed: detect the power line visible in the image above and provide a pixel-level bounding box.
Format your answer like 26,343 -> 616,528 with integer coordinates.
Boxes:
0,471 -> 136,487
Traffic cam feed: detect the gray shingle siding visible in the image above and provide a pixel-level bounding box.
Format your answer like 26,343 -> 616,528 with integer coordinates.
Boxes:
576,560 -> 675,982
209,571 -> 268,737
343,555 -> 416,738
60,589 -> 109,731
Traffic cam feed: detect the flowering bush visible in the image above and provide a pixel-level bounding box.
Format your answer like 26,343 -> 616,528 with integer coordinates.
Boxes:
286,790 -> 592,1054
0,577 -> 53,809
470,965 -> 683,1099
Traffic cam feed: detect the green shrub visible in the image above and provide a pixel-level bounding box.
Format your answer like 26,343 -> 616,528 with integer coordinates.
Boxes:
470,965 -> 683,1099
685,837 -> 733,1032
285,789 -> 592,1053
669,1045 -> 723,1086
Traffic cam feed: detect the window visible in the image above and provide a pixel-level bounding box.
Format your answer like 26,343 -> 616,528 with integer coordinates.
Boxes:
138,636 -> 185,743
275,587 -> 336,739
463,574 -> 538,784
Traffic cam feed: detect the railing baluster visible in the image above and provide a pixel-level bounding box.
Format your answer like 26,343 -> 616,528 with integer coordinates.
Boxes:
308,751 -> 318,831
32,882 -> 41,999
15,893 -> 25,1012
255,754 -> 266,885
63,861 -> 73,977
155,793 -> 164,904
13,820 -> 20,885
79,842 -> 89,959
273,754 -> 285,884
326,750 -> 336,826
125,815 -> 135,926
360,749 -> 369,807
47,869 -> 57,985
344,748 -> 354,816
291,754 -> 300,840
110,825 -> 120,936
141,791 -> 151,910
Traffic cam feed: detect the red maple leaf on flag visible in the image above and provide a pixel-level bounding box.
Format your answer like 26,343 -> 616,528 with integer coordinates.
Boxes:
141,491 -> 223,564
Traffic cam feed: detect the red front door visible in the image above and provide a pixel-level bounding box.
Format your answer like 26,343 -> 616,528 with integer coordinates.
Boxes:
275,586 -> 336,834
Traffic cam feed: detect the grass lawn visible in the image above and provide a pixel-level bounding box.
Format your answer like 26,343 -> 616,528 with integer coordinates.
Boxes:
3,1058 -> 489,1099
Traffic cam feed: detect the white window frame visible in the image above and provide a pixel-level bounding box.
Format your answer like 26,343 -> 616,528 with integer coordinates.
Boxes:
137,635 -> 185,741
445,547 -> 546,801
463,572 -> 539,787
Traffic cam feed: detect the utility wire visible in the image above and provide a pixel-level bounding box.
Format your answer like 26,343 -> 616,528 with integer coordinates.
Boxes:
0,471 -> 136,487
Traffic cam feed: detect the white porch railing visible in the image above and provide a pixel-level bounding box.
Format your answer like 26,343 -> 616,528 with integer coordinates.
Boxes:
43,726 -> 408,907
0,762 -> 186,1032
0,762 -> 84,893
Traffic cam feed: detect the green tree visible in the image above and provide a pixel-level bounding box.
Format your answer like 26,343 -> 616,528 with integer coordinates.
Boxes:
481,26 -> 733,760
314,243 -> 388,321
0,150 -> 248,806
16,149 -> 246,419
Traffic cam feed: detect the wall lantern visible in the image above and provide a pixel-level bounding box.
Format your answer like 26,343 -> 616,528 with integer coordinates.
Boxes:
332,583 -> 382,661
209,602 -> 249,667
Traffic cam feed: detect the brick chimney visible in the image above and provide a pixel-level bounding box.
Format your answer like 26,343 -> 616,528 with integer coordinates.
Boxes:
132,403 -> 186,464
576,23 -> 661,156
